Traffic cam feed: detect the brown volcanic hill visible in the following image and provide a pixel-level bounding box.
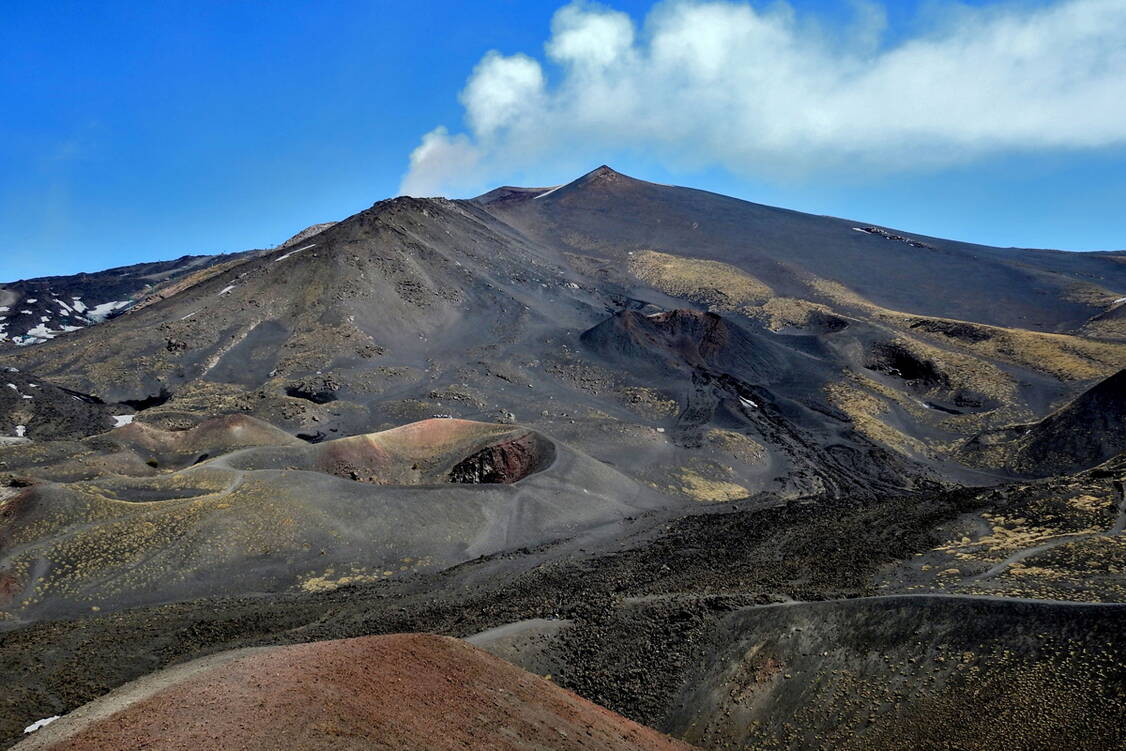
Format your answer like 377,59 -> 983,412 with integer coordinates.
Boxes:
11,633 -> 694,751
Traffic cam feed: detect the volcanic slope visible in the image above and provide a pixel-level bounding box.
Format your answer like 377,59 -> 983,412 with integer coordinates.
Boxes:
0,222 -> 339,348
12,633 -> 693,751
4,474 -> 1123,750
3,167 -> 1119,498
0,417 -> 665,624
2,167 -> 1125,751
960,368 -> 1126,476
479,166 -> 1126,334
472,596 -> 1125,751
0,186 -> 943,504
0,251 -> 258,347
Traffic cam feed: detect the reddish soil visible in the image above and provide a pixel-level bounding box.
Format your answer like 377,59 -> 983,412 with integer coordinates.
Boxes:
15,634 -> 695,751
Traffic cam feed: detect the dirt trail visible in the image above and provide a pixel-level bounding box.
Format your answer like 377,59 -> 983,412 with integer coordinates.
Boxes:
968,481 -> 1126,583
969,533 -> 1095,583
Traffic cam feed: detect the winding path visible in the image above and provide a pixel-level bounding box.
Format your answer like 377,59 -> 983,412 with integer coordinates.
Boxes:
971,480 -> 1126,583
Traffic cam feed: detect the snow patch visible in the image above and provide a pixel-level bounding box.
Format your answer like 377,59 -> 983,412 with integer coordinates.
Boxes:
0,306 -> 8,312
534,184 -> 564,200
852,227 -> 872,234
85,300 -> 131,322
740,396 -> 758,409
218,285 -> 236,296
23,716 -> 59,733
71,298 -> 87,313
112,414 -> 136,427
26,324 -> 58,340
14,425 -> 26,438
25,298 -> 37,303
1114,296 -> 1126,305
7,383 -> 33,399
274,243 -> 316,262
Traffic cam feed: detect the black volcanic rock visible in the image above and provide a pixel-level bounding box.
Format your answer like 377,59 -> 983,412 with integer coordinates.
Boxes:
580,309 -> 789,381
0,368 -> 116,442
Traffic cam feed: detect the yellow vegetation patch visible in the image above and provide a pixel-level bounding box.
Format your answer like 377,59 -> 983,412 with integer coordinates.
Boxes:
925,324 -> 1126,381
809,276 -> 1126,380
704,429 -> 768,465
1081,315 -> 1126,341
300,570 -> 383,593
824,379 -> 930,456
629,250 -> 772,310
619,386 -> 679,418
1070,494 -> 1110,514
749,297 -> 837,331
676,469 -> 749,503
1063,282 -> 1123,307
891,335 -> 1018,402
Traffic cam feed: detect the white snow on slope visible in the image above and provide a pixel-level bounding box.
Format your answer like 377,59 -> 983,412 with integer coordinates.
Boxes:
218,285 -> 236,296
14,425 -> 26,438
274,243 -> 316,262
85,300 -> 132,322
112,414 -> 135,427
27,324 -> 57,340
23,716 -> 59,733
1114,296 -> 1126,305
534,185 -> 564,200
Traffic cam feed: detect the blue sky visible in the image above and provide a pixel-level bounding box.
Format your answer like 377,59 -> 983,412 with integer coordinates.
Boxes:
2,0 -> 1124,280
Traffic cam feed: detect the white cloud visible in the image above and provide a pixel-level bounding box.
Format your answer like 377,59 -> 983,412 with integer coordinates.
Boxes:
400,0 -> 1126,196
461,52 -> 547,138
399,127 -> 483,197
